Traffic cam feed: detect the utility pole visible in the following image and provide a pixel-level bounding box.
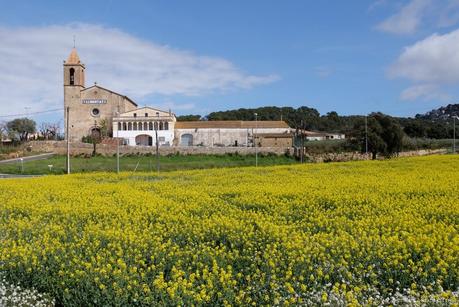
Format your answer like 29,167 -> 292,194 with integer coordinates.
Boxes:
155,123 -> 160,173
365,115 -> 368,156
116,111 -> 120,174
300,120 -> 305,163
454,116 -> 457,154
66,107 -> 70,174
254,113 -> 258,167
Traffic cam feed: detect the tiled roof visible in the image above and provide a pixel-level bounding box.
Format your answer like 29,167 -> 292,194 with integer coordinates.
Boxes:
66,48 -> 81,64
175,121 -> 290,129
254,133 -> 293,138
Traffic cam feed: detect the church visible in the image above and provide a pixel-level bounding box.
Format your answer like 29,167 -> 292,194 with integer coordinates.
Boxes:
63,48 -> 292,147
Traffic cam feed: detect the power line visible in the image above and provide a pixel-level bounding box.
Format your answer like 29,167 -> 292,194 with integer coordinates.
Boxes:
0,108 -> 63,119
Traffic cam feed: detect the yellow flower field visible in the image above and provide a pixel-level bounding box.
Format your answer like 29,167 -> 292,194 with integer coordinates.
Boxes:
1,155 -> 459,305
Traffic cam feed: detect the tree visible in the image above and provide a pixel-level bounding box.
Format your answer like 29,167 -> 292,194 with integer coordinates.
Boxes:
7,118 -> 36,141
351,113 -> 404,159
0,121 -> 7,141
98,119 -> 109,138
402,120 -> 427,138
177,115 -> 202,121
39,122 -> 60,140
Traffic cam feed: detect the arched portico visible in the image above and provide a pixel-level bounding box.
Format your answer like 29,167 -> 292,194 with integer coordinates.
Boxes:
135,134 -> 153,146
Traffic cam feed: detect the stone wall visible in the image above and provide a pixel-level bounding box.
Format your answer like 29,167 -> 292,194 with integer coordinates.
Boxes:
301,149 -> 447,163
26,141 -> 291,156
26,141 -> 448,161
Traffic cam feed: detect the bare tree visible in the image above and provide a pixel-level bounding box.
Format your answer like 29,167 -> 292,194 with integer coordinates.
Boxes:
0,121 -> 7,147
38,122 -> 61,140
0,121 -> 7,141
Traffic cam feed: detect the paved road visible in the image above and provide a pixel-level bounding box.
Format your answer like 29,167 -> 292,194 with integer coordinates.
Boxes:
0,153 -> 55,164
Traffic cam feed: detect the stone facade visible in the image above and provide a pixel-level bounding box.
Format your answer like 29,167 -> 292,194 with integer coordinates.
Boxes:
256,133 -> 293,147
63,48 -> 137,141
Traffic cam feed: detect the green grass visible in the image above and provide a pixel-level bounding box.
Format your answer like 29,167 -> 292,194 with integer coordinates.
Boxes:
0,154 -> 296,175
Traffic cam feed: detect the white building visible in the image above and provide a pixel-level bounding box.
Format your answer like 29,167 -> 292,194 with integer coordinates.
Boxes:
112,107 -> 176,146
174,121 -> 291,147
302,130 -> 345,141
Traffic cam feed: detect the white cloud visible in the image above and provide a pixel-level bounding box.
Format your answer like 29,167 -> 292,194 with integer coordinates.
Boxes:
390,28 -> 459,101
377,0 -> 432,34
389,29 -> 459,83
399,84 -> 450,101
0,23 -> 278,115
376,0 -> 459,35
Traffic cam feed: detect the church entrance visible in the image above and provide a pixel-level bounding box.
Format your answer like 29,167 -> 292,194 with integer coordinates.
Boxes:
136,134 -> 153,146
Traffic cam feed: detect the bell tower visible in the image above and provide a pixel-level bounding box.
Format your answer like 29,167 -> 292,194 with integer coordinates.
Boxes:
64,48 -> 85,140
64,48 -> 85,87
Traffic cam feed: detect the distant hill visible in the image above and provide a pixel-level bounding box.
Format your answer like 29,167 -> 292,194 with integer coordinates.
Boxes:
416,104 -> 459,120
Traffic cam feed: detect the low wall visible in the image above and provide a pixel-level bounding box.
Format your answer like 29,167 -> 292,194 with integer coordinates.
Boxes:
26,141 -> 291,156
302,149 -> 448,163
25,141 -> 448,161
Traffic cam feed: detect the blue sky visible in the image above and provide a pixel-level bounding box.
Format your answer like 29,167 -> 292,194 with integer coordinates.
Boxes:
2,0 -> 459,124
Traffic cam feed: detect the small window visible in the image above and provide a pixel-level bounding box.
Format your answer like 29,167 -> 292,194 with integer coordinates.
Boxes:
91,108 -> 100,116
145,113 -> 148,117
159,137 -> 165,142
133,113 -> 137,118
69,68 -> 75,85
156,112 -> 160,117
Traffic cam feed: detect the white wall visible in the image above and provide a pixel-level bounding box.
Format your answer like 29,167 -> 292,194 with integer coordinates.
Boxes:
115,130 -> 174,146
175,128 -> 290,147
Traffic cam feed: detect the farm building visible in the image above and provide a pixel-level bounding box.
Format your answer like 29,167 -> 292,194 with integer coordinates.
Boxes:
302,130 -> 345,141
174,121 -> 292,147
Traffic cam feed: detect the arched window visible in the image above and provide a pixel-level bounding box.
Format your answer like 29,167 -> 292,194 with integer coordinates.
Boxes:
149,122 -> 153,130
69,68 -> 75,85
128,122 -> 132,131
164,122 -> 169,130
123,122 -> 127,130
143,122 -> 148,130
154,122 -> 158,130
118,122 -> 121,131
159,122 -> 164,130
133,122 -> 138,130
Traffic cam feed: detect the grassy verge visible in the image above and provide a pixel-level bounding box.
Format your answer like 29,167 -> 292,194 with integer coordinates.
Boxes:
0,153 -> 296,175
